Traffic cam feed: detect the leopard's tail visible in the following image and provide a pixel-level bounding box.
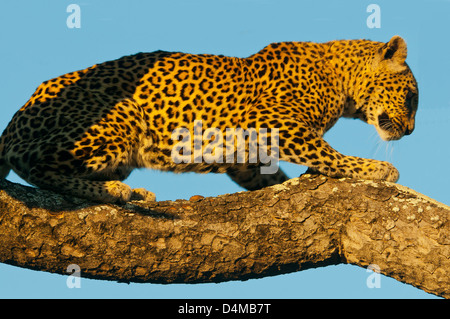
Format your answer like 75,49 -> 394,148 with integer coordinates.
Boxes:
0,134 -> 10,180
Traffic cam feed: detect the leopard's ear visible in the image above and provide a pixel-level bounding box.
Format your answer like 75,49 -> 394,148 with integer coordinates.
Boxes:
373,35 -> 408,72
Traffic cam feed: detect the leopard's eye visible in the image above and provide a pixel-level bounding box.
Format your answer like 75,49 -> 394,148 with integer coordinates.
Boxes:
406,90 -> 414,99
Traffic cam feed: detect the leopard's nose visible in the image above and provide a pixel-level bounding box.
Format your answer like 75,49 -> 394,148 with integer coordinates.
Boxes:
404,121 -> 415,135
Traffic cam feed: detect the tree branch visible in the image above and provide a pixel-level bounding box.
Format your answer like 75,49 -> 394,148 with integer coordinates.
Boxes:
0,175 -> 448,298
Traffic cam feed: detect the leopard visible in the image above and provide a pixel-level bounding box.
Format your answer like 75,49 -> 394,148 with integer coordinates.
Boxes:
0,35 -> 418,204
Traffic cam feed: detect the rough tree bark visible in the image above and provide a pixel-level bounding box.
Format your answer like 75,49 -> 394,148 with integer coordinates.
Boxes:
0,175 -> 448,298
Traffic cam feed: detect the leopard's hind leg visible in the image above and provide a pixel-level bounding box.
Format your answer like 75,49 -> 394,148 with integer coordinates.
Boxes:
6,138 -> 137,204
5,99 -> 155,203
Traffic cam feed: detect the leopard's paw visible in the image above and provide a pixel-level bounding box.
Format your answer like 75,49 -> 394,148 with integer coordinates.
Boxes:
378,162 -> 399,183
104,181 -> 132,203
131,188 -> 156,202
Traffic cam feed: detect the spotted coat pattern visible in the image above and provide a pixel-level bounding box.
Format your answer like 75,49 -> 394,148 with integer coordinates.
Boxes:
0,36 -> 418,203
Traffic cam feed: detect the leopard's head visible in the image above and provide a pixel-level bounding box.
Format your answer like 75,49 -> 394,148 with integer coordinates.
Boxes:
353,36 -> 419,141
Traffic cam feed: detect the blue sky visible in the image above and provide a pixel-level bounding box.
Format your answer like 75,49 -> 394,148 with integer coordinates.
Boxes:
0,0 -> 448,298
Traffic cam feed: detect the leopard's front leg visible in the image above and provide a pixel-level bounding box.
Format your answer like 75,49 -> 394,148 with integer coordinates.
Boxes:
278,123 -> 399,182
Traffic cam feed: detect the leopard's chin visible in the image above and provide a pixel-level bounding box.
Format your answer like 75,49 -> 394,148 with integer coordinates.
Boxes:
376,127 -> 403,141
